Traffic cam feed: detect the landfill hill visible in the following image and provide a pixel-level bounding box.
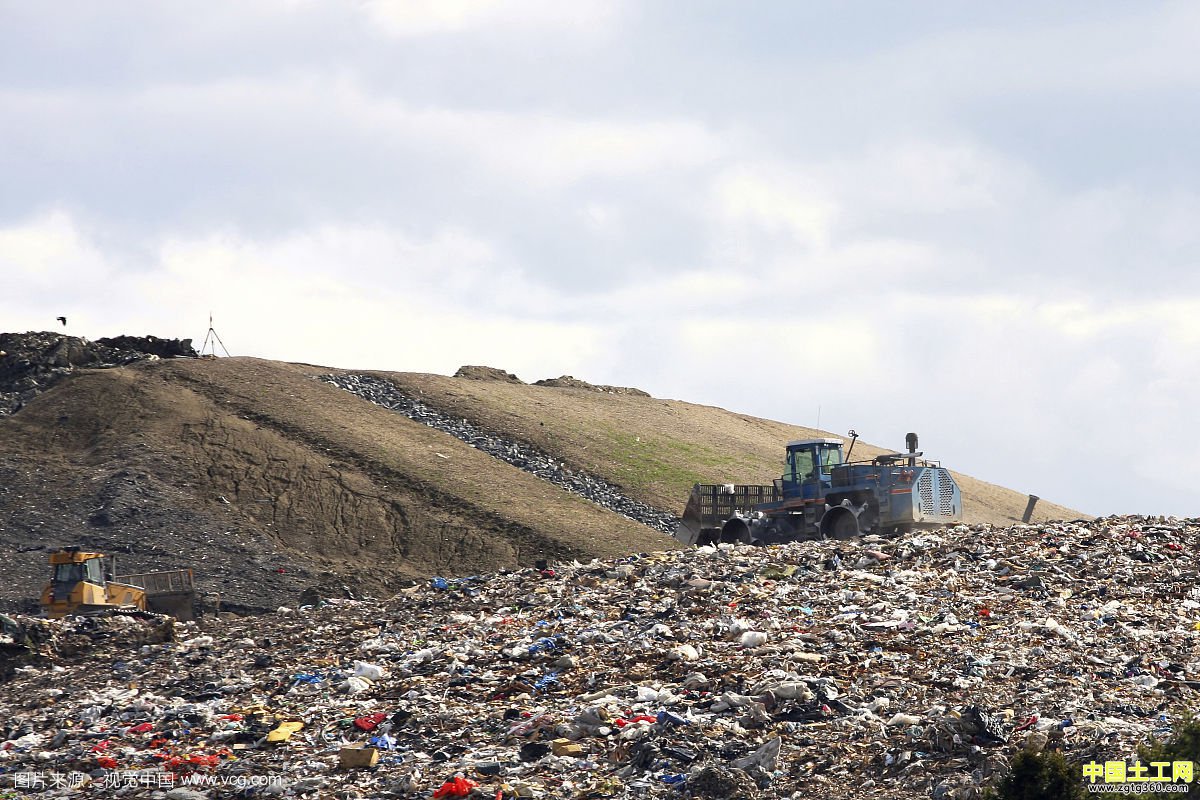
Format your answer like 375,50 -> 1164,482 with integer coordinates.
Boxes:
0,516 -> 1196,800
0,332 -> 1081,614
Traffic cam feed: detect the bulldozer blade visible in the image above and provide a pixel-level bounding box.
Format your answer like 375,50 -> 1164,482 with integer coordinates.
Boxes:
146,594 -> 195,621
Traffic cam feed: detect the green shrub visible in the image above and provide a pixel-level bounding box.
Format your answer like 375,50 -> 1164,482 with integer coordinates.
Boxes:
984,716 -> 1200,800
985,750 -> 1085,800
1139,714 -> 1200,766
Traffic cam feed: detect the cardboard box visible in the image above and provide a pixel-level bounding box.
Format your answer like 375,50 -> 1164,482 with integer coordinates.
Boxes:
338,744 -> 380,769
551,738 -> 584,757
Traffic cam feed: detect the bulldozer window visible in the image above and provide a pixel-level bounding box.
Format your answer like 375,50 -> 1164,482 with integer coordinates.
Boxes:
84,558 -> 105,584
54,563 -> 84,584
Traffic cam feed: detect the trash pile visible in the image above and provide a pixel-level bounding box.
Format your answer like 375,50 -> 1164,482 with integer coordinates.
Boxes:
2,515 -> 1198,799
0,332 -> 197,416
320,374 -> 678,535
531,376 -> 650,397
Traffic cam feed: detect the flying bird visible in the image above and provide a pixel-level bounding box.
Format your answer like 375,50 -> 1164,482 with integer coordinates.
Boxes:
56,316 -> 67,326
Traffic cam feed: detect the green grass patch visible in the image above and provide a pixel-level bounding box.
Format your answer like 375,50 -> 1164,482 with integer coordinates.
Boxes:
596,426 -> 770,497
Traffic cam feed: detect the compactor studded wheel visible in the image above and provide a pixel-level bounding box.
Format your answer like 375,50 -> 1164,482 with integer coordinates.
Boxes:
829,511 -> 859,538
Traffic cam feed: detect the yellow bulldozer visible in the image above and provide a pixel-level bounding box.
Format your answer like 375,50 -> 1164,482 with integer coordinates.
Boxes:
40,547 -> 196,620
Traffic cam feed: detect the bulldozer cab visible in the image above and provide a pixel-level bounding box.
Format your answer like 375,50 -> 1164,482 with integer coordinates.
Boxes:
781,439 -> 844,499
48,551 -> 106,599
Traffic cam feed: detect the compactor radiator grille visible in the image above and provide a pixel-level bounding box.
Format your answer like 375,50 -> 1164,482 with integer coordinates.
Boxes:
938,469 -> 955,515
918,471 -> 934,514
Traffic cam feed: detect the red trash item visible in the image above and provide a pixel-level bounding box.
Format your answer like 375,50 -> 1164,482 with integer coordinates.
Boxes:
162,752 -> 220,772
128,722 -> 155,734
1013,715 -> 1039,733
614,715 -> 657,728
96,756 -> 118,769
354,712 -> 388,732
432,775 -> 478,799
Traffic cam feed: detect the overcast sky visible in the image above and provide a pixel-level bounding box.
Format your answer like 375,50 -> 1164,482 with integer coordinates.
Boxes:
3,1 -> 1198,518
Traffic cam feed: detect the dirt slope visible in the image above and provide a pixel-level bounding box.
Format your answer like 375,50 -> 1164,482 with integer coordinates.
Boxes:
0,353 -> 1084,613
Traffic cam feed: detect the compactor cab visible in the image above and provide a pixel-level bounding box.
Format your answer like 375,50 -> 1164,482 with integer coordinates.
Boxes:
41,548 -> 146,618
779,439 -> 845,500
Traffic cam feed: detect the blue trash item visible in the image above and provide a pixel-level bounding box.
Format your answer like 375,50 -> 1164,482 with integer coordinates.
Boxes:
528,637 -> 558,654
533,671 -> 559,691
292,672 -> 323,684
656,711 -> 689,727
659,774 -> 687,784
369,733 -> 397,750
431,577 -> 449,590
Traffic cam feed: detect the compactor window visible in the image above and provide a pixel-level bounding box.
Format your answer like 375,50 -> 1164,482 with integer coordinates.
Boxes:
819,446 -> 843,470
789,450 -> 815,481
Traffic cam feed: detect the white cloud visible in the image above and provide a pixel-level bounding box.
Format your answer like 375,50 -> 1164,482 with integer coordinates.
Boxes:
359,0 -> 622,38
399,108 -> 724,188
713,166 -> 837,250
0,211 -> 115,305
1,74 -> 726,194
849,3 -> 1200,99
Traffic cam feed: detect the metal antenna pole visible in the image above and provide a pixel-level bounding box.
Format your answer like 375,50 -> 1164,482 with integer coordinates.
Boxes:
201,313 -> 231,357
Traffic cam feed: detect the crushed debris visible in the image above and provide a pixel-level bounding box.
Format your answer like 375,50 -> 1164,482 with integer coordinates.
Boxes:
320,373 -> 678,535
